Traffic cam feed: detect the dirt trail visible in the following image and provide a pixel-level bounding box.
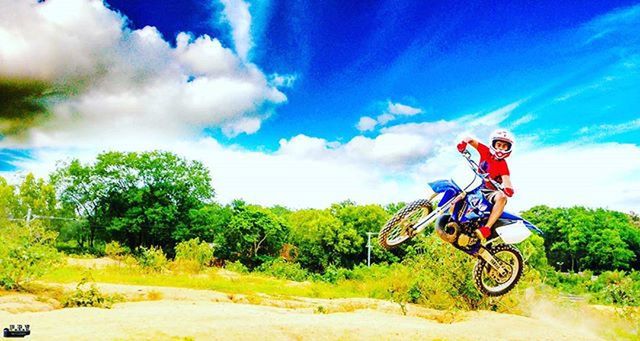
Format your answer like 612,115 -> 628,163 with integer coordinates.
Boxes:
0,282 -> 603,341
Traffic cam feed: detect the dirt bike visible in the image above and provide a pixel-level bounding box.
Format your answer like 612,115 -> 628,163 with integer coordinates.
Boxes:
378,149 -> 543,296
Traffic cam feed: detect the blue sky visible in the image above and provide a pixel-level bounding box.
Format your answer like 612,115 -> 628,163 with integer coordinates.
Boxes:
1,0 -> 639,211
102,0 -> 640,150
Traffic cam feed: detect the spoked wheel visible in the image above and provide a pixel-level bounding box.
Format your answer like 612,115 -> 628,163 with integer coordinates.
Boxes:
473,244 -> 523,296
378,195 -> 437,250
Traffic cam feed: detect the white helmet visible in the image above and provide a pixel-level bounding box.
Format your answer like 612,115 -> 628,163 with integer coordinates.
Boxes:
489,129 -> 515,159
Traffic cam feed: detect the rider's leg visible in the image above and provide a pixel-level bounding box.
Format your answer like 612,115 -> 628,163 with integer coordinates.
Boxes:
486,192 -> 507,229
476,192 -> 507,239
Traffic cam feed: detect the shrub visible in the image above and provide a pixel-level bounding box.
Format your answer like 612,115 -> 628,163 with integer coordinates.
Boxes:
589,271 -> 640,306
320,264 -> 354,283
62,275 -> 123,308
258,259 -> 309,282
170,259 -> 202,274
224,260 -> 249,274
135,246 -> 168,272
121,254 -> 139,268
104,241 -> 130,260
174,238 -> 214,270
400,236 -> 485,310
0,223 -> 62,290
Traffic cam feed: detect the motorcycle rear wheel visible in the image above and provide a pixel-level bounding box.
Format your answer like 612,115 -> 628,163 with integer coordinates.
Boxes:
473,244 -> 523,296
378,197 -> 435,249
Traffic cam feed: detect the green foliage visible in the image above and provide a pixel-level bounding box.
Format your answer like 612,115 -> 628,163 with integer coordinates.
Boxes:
135,246 -> 168,272
287,208 -> 361,271
399,236 -> 485,310
0,222 -> 62,289
319,264 -> 358,283
104,241 -> 130,259
51,151 -> 214,252
176,203 -> 231,243
174,238 -> 214,270
545,270 -> 640,307
62,275 -> 123,308
522,205 -> 639,272
213,200 -> 288,268
257,259 -> 310,282
331,202 -> 399,265
589,271 -> 640,306
383,202 -> 406,215
224,260 -> 249,274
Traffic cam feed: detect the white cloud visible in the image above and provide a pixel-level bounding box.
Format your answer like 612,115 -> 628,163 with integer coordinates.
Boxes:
355,100 -> 423,132
0,0 -> 286,148
510,142 -> 640,213
577,118 -> 640,139
583,3 -> 640,45
459,101 -> 521,127
222,117 -> 263,137
219,0 -> 253,61
356,116 -> 377,132
269,73 -> 297,88
376,113 -> 395,125
4,100 -> 639,213
509,114 -> 536,129
387,101 -> 422,116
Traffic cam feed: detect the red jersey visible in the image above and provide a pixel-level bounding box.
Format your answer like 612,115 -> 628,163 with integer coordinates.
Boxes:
477,143 -> 510,190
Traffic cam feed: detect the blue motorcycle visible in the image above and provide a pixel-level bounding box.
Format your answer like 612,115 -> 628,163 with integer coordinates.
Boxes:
378,150 -> 543,296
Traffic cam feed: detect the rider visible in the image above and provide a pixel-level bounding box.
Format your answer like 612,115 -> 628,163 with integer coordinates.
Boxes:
456,129 -> 515,240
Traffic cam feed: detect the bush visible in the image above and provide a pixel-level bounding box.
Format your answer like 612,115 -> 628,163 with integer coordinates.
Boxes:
62,275 -> 123,308
319,265 -> 354,283
224,260 -> 249,274
399,236 -> 485,310
589,271 -> 640,306
0,223 -> 62,289
174,238 -> 214,270
546,271 -> 592,294
104,241 -> 130,260
258,259 -> 309,282
135,246 -> 168,272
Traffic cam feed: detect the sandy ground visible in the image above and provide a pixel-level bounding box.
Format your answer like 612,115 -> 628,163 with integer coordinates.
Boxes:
0,282 -> 604,341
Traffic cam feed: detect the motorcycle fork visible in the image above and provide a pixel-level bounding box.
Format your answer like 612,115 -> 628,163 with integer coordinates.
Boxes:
476,247 -> 508,277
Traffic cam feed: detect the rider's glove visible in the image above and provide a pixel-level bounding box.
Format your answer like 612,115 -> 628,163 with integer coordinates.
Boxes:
504,187 -> 514,197
456,141 -> 467,153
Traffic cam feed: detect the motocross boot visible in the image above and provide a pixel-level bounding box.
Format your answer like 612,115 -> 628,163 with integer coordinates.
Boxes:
475,226 -> 491,241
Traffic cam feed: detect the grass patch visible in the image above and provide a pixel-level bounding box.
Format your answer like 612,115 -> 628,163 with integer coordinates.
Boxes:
41,264 -> 372,299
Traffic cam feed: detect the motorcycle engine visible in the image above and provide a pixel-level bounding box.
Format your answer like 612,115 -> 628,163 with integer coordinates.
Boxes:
435,214 -> 481,251
435,215 -> 459,244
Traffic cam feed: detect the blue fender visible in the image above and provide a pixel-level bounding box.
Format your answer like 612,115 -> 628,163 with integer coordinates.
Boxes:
428,179 -> 461,207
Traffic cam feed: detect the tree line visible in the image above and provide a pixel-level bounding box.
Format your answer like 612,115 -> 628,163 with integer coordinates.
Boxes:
2,150 -> 639,273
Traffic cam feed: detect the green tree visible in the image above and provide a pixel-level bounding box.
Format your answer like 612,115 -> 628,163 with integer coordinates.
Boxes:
331,202 -> 398,265
173,203 -> 232,243
16,173 -> 57,222
287,208 -> 362,271
213,200 -> 288,267
0,176 -> 18,224
523,205 -> 638,272
52,151 -> 214,252
384,202 -> 406,215
0,221 -> 61,289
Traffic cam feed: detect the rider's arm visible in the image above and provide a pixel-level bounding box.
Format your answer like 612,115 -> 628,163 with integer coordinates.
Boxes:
465,137 -> 480,150
457,137 -> 480,152
501,175 -> 514,197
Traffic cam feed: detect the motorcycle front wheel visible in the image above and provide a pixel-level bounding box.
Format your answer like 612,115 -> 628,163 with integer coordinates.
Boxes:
473,244 -> 524,296
378,195 -> 437,250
